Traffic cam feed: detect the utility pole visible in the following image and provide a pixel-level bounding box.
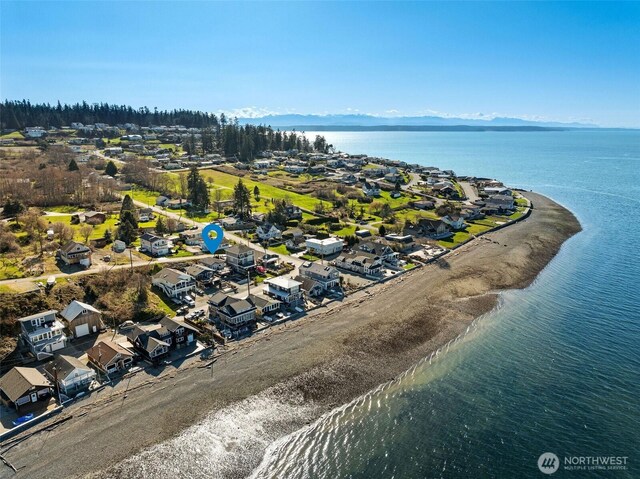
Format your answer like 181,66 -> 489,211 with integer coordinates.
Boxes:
129,247 -> 133,270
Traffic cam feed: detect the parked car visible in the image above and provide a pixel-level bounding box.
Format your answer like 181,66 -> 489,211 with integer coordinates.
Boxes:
176,306 -> 188,316
183,295 -> 196,308
119,320 -> 135,330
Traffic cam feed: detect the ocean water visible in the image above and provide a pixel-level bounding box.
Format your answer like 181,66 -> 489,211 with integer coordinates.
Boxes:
248,131 -> 640,478
115,131 -> 639,479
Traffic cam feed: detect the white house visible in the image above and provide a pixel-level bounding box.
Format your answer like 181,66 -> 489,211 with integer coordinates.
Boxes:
152,268 -> 195,299
305,237 -> 344,256
43,355 -> 96,395
18,310 -> 68,360
298,262 -> 341,291
263,277 -> 303,305
140,233 -> 170,257
484,186 -> 513,196
256,223 -> 282,241
441,214 -> 466,230
225,244 -> 255,272
362,181 -> 381,197
333,251 -> 384,277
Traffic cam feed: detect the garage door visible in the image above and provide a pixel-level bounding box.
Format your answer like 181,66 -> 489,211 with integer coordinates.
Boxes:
75,323 -> 90,337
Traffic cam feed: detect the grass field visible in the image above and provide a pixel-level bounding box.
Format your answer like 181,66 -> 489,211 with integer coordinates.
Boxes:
0,131 -> 25,139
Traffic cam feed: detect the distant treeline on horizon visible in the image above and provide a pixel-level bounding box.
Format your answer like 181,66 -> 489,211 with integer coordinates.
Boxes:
0,100 -> 333,159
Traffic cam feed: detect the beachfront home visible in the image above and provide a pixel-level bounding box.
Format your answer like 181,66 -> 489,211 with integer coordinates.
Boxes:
208,293 -> 257,334
332,251 -> 384,277
441,214 -> 466,231
86,340 -> 134,375
305,237 -> 344,256
225,244 -> 255,272
152,268 -> 195,299
18,310 -> 68,360
159,317 -> 199,348
58,241 -> 92,267
484,186 -> 513,196
140,233 -> 170,257
248,294 -> 282,319
484,195 -> 515,212
294,275 -> 324,298
413,219 -> 453,239
126,326 -> 171,363
60,301 -> 104,338
0,367 -> 51,411
263,277 -> 303,305
43,355 -> 96,395
298,262 -> 341,291
356,241 -> 398,265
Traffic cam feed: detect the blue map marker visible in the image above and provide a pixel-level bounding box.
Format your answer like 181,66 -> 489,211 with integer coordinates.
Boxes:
201,223 -> 224,253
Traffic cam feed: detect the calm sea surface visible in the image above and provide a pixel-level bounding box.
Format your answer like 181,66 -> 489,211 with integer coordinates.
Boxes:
249,131 -> 640,478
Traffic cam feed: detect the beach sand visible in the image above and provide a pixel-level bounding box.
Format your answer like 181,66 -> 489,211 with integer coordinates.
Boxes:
0,192 -> 581,479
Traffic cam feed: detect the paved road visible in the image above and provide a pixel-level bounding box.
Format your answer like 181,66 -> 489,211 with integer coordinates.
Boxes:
459,180 -> 480,203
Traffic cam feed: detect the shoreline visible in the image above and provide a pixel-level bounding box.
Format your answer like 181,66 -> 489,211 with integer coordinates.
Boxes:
0,192 -> 582,479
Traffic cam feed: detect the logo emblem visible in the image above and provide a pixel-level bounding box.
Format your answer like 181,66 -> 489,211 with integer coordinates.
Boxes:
538,452 -> 560,474
201,223 -> 224,253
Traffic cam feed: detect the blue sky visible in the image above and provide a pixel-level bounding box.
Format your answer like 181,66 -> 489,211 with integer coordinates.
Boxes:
2,1 -> 639,127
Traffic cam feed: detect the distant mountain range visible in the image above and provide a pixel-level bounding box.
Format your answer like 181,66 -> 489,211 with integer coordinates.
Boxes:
237,114 -> 599,130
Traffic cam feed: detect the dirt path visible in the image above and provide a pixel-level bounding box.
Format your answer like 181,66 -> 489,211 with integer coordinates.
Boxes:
0,192 -> 581,479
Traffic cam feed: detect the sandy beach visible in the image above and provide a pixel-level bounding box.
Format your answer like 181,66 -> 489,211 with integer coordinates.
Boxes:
0,192 -> 581,479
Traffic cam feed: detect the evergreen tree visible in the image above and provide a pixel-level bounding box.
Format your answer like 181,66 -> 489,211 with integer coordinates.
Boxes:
379,224 -> 387,236
117,194 -> 138,244
253,185 -> 260,201
155,216 -> 167,234
68,158 -> 79,171
105,160 -> 118,177
233,178 -> 251,219
187,166 -> 209,211
3,198 -> 25,218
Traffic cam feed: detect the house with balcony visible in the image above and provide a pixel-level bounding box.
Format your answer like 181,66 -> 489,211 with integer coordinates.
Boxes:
43,355 -> 96,395
126,326 -> 171,363
356,240 -> 399,266
225,244 -> 255,272
58,241 -> 92,267
152,268 -> 195,299
208,292 -> 257,334
18,310 -> 68,360
333,251 -> 384,277
0,367 -> 51,411
298,262 -> 341,291
263,277 -> 303,305
86,340 -> 134,375
140,233 -> 170,257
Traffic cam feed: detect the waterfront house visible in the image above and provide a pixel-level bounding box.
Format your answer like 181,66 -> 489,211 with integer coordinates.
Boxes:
414,219 -> 453,239
140,232 -> 170,257
298,262 -> 341,291
159,316 -> 199,348
356,240 -> 399,265
208,293 -> 257,334
248,294 -> 282,319
484,194 -> 515,212
58,241 -> 92,267
263,277 -> 303,305
305,237 -> 344,256
126,326 -> 171,363
152,268 -> 195,299
225,244 -> 255,272
332,251 -> 384,277
0,367 -> 51,411
362,181 -> 381,197
484,186 -> 513,196
60,301 -> 105,338
256,223 -> 282,241
18,310 -> 68,360
43,355 -> 96,395
294,275 -> 324,298
442,214 -> 466,230
86,340 -> 134,375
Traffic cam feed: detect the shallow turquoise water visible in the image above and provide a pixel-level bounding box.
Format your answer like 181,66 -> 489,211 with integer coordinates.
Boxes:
251,131 -> 640,478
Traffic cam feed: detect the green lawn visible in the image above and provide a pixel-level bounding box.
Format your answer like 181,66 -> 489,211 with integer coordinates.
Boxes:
376,190 -> 417,209
332,224 -> 357,237
45,205 -> 79,213
438,231 -> 472,249
0,131 -> 24,139
268,244 -> 290,255
515,198 -> 528,207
